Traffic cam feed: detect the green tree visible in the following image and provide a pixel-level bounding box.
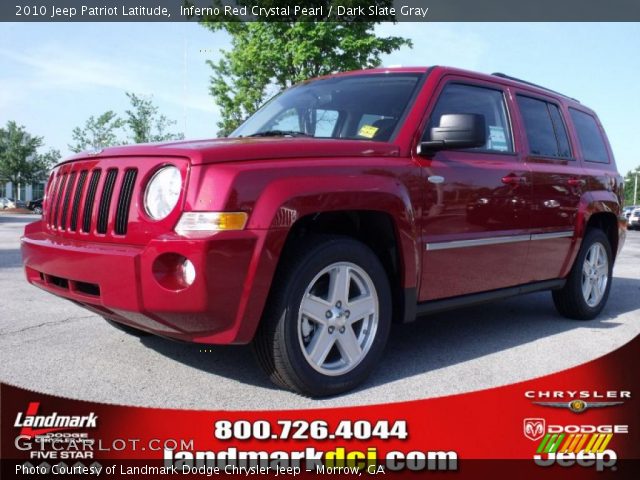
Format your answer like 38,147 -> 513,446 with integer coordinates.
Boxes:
124,93 -> 184,143
623,166 -> 640,206
69,111 -> 125,153
200,2 -> 411,136
0,121 -> 59,199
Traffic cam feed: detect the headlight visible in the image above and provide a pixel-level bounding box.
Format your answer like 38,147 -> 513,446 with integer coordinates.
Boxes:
144,166 -> 182,220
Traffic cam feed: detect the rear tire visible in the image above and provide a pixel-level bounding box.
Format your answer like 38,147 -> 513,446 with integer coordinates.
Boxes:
253,235 -> 392,397
552,229 -> 612,320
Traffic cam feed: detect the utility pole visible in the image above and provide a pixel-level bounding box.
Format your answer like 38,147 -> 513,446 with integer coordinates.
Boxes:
634,171 -> 638,205
183,33 -> 188,136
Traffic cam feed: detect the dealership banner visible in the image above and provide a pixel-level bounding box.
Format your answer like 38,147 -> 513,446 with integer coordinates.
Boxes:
2,335 -> 638,478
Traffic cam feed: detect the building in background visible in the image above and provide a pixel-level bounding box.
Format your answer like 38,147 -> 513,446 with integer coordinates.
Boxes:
0,181 -> 45,202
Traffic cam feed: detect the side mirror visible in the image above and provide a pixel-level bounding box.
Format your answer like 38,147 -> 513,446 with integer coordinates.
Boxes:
420,113 -> 486,154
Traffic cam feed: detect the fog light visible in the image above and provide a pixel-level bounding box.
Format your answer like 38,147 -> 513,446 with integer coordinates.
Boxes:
182,258 -> 196,286
152,253 -> 196,290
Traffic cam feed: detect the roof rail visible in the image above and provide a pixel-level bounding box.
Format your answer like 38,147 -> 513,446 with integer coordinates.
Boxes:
491,72 -> 580,103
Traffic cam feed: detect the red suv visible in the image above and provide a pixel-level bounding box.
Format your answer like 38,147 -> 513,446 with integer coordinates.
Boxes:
22,67 -> 625,396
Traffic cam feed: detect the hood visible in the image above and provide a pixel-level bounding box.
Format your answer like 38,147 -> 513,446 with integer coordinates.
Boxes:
61,137 -> 400,166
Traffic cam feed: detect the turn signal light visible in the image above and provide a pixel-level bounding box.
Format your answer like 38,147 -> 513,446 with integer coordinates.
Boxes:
175,212 -> 248,234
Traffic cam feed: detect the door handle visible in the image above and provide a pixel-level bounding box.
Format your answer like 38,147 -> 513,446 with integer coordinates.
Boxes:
567,178 -> 586,187
501,174 -> 527,185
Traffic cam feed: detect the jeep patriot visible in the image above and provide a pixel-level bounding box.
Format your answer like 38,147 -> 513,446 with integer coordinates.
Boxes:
22,67 -> 626,396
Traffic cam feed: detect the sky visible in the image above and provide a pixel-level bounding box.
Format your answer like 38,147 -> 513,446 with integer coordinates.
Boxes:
1,22 -> 639,175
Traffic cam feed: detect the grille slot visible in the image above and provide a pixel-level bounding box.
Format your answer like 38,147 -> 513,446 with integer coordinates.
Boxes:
114,169 -> 137,235
59,172 -> 77,230
52,173 -> 68,229
96,169 -> 118,234
69,170 -> 88,231
82,170 -> 102,233
47,174 -> 63,226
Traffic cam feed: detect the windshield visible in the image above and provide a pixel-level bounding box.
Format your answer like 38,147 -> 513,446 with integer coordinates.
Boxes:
231,73 -> 421,142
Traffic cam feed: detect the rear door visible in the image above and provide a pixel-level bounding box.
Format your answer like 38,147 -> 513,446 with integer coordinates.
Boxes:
515,93 -> 582,282
415,78 -> 532,301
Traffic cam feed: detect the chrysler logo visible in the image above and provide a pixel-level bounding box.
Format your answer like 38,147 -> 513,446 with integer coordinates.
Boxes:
533,400 -> 623,413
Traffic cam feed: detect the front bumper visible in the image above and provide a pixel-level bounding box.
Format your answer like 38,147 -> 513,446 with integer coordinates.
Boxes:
21,220 -> 267,344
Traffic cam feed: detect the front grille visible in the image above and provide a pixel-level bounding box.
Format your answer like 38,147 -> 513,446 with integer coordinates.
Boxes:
47,165 -> 138,237
42,156 -> 187,244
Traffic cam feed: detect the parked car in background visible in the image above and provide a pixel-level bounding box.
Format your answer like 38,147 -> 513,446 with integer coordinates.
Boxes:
27,198 -> 43,215
629,208 -> 640,230
0,197 -> 16,209
9,198 -> 27,209
623,205 -> 638,220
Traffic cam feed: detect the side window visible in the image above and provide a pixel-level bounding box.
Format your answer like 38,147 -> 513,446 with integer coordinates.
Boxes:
516,95 -> 571,158
548,104 -> 572,158
424,83 -> 513,153
569,109 -> 610,163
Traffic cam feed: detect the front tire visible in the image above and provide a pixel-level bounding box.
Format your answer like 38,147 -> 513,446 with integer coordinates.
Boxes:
552,229 -> 613,320
253,236 -> 392,396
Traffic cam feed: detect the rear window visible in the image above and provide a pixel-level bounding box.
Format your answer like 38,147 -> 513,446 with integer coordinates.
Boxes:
516,95 -> 571,158
569,108 -> 610,163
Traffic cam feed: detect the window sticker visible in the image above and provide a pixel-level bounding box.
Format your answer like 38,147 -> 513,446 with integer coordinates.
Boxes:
488,125 -> 508,152
358,125 -> 379,138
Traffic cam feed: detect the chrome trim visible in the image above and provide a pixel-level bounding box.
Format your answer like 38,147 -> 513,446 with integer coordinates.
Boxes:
530,231 -> 574,241
426,231 -> 573,251
426,234 -> 530,251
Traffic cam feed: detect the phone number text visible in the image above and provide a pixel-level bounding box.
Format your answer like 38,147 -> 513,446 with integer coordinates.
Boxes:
214,420 -> 408,441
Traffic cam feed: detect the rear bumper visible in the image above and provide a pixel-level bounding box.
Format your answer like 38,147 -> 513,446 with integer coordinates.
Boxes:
21,220 -> 270,344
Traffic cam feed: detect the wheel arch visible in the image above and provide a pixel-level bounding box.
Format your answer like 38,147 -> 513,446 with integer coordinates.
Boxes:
235,176 -> 421,343
577,191 -> 624,260
279,209 -> 414,325
585,212 -> 619,259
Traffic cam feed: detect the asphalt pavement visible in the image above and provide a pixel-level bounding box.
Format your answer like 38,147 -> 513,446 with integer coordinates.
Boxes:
1,213 -> 639,410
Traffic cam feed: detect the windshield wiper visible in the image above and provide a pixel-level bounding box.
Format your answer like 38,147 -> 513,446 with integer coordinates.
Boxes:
246,130 -> 312,138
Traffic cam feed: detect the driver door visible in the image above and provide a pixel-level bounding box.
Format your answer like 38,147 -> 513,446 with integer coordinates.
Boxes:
415,80 -> 532,301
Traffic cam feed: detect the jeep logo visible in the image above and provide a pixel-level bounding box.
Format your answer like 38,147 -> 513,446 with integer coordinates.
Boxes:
534,451 -> 617,471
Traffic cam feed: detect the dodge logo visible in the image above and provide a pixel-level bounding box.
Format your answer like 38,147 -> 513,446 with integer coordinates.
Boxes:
524,418 -> 546,441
